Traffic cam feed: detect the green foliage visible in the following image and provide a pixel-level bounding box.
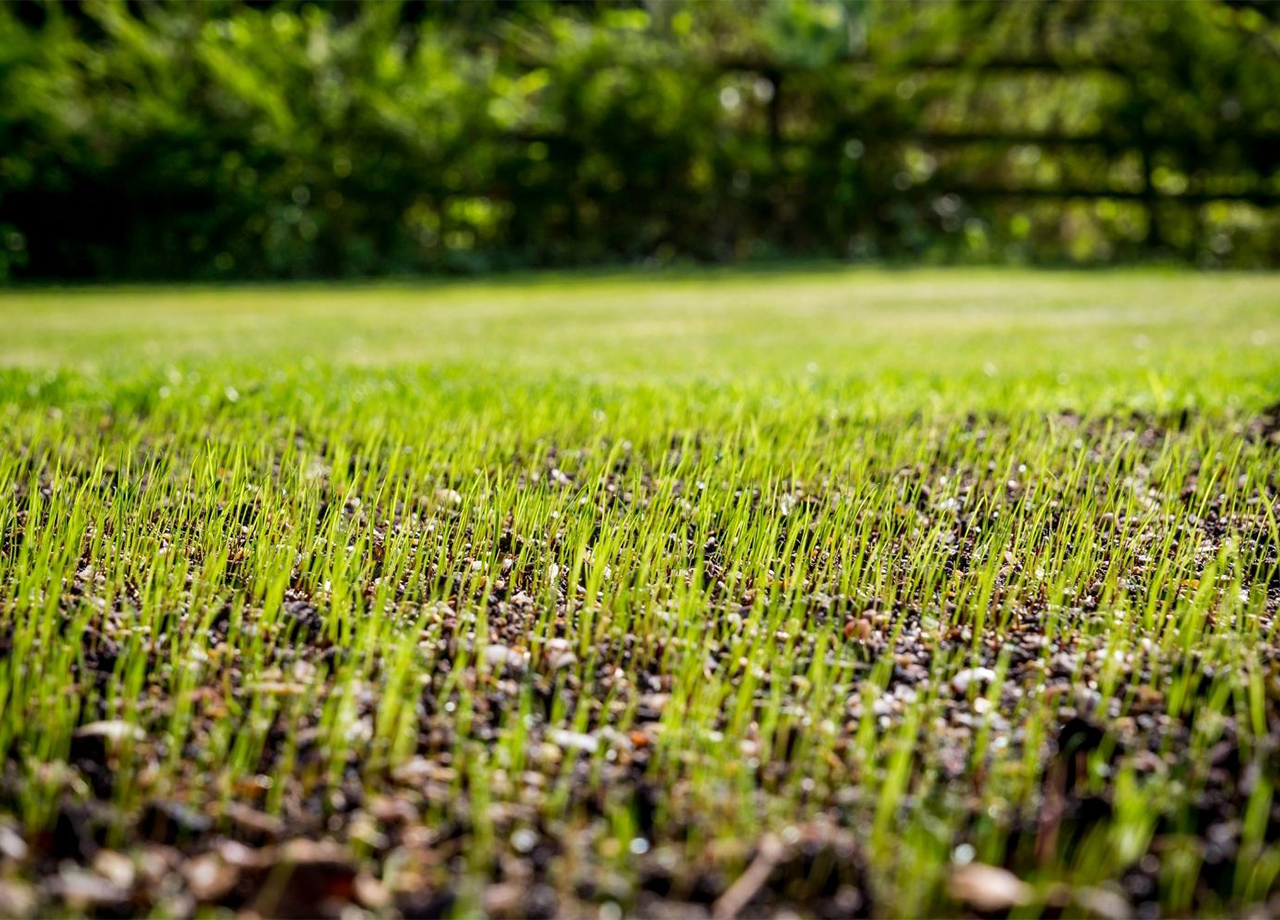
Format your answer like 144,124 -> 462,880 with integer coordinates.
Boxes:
2,0 -> 1279,280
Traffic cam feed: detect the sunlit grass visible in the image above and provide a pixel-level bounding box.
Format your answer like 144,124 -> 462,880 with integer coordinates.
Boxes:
2,267 -> 1279,916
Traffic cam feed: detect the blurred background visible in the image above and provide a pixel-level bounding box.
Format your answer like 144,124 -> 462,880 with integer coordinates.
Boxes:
2,0 -> 1279,282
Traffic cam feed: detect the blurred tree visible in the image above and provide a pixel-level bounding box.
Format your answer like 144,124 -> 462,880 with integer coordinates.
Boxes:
1,0 -> 1277,280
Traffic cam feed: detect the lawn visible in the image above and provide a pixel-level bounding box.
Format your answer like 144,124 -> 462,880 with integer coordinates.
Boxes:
1,267 -> 1279,917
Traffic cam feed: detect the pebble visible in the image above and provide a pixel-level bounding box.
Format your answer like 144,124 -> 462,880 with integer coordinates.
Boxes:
74,720 -> 144,743
0,824 -> 27,861
483,644 -> 528,671
483,882 -> 525,918
511,828 -> 539,854
0,880 -> 34,916
844,618 -> 873,642
92,850 -> 135,890
183,852 -> 238,902
948,862 -> 1029,911
551,650 -> 579,670
53,866 -> 128,908
354,873 -> 390,909
951,668 -> 997,695
548,728 -> 599,754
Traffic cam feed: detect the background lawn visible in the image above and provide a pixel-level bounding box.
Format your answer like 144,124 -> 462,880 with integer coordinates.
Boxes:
2,268 -> 1280,917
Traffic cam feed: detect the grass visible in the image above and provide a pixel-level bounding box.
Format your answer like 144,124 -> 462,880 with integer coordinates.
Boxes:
1,267 -> 1279,917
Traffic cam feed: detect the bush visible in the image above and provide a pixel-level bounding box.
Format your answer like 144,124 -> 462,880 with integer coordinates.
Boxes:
2,0 -> 1279,280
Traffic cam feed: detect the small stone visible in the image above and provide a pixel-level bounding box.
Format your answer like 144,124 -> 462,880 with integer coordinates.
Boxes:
74,720 -> 143,743
355,873 -> 389,909
638,693 -> 670,718
53,866 -> 128,909
844,618 -> 873,642
551,651 -> 579,670
948,863 -> 1029,911
279,837 -> 351,867
369,795 -> 417,825
483,644 -> 528,672
951,668 -> 997,695
215,839 -> 273,871
391,757 -> 455,785
0,823 -> 28,861
183,852 -> 238,902
511,828 -> 538,854
548,728 -> 599,754
0,880 -> 35,917
1072,886 -> 1132,920
92,849 -> 135,890
483,882 -> 525,919
139,845 -> 180,887
1134,685 -> 1164,709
